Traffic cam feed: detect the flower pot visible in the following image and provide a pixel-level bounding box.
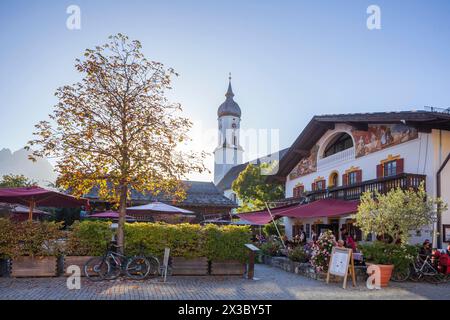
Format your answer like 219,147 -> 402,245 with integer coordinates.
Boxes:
367,263 -> 394,287
11,256 -> 58,277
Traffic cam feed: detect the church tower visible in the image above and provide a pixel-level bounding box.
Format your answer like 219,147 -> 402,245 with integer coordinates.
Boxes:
214,74 -> 244,184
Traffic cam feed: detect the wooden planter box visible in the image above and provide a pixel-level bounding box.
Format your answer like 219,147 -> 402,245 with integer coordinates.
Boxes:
0,259 -> 9,277
210,260 -> 246,276
63,256 -> 94,276
171,257 -> 209,275
11,256 -> 58,277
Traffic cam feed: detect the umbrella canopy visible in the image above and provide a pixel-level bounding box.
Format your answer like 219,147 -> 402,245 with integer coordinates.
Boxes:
0,186 -> 87,220
0,203 -> 49,215
88,211 -> 136,222
127,201 -> 194,214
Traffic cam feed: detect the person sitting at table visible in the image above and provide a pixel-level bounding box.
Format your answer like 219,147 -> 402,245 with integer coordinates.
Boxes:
343,232 -> 357,252
419,239 -> 432,260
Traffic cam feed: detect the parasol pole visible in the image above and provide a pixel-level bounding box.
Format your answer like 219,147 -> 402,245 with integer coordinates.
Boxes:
265,202 -> 286,249
28,199 -> 35,221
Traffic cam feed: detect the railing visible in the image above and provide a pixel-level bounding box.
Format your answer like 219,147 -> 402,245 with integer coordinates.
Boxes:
317,148 -> 355,170
272,173 -> 426,206
306,173 -> 426,201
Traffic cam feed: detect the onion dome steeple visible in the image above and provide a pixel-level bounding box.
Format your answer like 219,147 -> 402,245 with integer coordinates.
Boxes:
217,73 -> 241,118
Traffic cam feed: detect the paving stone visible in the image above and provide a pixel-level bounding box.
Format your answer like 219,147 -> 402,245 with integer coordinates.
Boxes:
0,264 -> 449,300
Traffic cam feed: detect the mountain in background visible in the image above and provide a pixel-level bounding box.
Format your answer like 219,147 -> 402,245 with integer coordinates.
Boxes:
0,148 -> 57,186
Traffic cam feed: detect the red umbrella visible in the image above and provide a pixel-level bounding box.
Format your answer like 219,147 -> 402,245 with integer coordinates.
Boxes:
0,186 -> 87,220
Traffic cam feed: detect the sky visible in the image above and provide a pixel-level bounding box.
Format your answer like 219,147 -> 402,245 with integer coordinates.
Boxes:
1,0 -> 450,182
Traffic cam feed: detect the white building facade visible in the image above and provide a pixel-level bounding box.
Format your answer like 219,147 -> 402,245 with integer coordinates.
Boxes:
272,111 -> 450,247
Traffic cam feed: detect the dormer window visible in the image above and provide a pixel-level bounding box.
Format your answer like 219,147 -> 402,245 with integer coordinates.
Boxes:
323,133 -> 353,158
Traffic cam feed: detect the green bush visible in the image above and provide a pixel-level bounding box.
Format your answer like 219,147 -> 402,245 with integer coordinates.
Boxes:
65,220 -> 114,256
124,222 -> 207,258
0,219 -> 252,261
263,222 -> 285,238
204,224 -> 251,262
288,246 -> 309,263
259,238 -> 283,256
0,219 -> 64,257
125,222 -> 251,261
359,241 -> 419,272
0,218 -> 17,258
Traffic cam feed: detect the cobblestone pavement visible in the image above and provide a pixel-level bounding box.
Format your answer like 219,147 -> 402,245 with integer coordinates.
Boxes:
0,264 -> 449,300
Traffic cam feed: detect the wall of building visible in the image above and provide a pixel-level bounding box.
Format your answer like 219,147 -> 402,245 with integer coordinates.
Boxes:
431,129 -> 450,246
284,123 -> 438,244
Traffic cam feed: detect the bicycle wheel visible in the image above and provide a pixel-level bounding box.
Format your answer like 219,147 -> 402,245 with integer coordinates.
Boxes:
103,255 -> 122,280
392,267 -> 411,282
84,257 -> 109,281
425,273 -> 446,284
147,256 -> 160,278
126,256 -> 150,280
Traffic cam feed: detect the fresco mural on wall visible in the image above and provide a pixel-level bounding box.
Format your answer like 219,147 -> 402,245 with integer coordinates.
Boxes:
352,124 -> 418,158
289,145 -> 319,179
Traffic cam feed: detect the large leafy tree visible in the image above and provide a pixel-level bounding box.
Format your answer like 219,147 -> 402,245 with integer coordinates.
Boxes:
27,34 -> 206,252
0,174 -> 36,188
232,163 -> 284,213
355,183 -> 447,244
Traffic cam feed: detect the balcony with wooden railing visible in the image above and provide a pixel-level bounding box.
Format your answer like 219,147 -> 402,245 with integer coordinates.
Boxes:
272,173 -> 426,206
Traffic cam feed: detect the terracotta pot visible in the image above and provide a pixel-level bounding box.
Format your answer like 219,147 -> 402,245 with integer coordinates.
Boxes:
367,263 -> 394,287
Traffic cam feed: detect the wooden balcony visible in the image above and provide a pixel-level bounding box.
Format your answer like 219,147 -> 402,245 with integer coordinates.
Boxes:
273,173 -> 426,206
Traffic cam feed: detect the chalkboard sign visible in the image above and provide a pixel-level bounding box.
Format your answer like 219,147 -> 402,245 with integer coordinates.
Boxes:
326,247 -> 356,289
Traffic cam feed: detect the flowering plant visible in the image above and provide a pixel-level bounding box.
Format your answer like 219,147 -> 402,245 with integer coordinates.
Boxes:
310,230 -> 337,273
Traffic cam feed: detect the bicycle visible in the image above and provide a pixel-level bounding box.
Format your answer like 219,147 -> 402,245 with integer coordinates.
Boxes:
135,242 -> 161,278
392,255 -> 447,283
84,243 -> 151,281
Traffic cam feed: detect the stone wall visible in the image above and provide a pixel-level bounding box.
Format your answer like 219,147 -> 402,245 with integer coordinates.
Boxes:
261,255 -> 368,282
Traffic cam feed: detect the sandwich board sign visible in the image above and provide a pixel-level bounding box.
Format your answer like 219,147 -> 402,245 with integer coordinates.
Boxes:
326,247 -> 356,289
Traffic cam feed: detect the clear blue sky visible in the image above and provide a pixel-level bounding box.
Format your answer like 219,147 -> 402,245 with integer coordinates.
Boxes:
1,0 -> 450,181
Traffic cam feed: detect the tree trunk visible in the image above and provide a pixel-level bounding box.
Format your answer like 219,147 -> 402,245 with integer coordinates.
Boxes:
116,184 -> 128,254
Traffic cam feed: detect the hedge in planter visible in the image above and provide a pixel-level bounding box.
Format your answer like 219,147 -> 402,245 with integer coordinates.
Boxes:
64,220 -> 114,276
204,224 -> 251,275
124,222 -> 207,258
5,220 -> 64,277
124,222 -> 208,275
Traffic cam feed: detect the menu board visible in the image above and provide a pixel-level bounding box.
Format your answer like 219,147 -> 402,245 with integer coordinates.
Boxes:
326,247 -> 356,289
329,248 -> 351,276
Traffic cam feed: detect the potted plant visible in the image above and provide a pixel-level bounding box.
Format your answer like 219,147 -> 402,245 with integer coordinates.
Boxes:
205,224 -> 250,276
355,183 -> 446,286
10,220 -> 64,277
359,242 -> 418,286
63,220 -> 114,276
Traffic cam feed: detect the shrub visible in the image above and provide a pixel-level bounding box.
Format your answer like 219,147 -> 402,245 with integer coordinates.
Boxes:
259,237 -> 283,256
359,241 -> 419,272
288,245 -> 309,263
310,230 -> 337,273
124,222 -> 207,258
0,218 -> 17,259
0,220 -> 65,258
204,224 -> 251,262
65,220 -> 114,256
263,222 -> 285,238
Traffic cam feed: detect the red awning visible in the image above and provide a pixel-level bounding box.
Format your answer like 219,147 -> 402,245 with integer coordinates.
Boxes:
0,186 -> 87,208
275,199 -> 359,219
236,204 -> 297,225
237,199 -> 358,224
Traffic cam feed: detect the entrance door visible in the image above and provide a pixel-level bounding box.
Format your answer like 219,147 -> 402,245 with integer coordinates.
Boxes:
317,223 -> 339,239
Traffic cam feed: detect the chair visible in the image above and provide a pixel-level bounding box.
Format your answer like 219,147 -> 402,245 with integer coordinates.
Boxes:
161,248 -> 170,282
